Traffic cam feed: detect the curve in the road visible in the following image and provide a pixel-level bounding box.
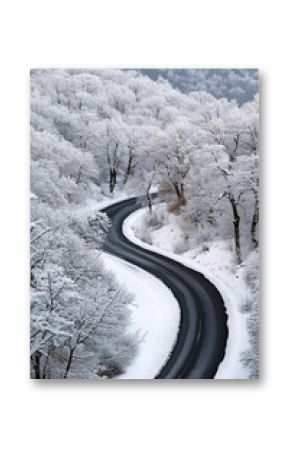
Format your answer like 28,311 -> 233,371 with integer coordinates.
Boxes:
101,196 -> 228,379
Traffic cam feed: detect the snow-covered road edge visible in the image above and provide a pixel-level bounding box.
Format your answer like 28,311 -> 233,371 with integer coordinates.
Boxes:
74,191 -> 129,218
123,208 -> 250,379
101,252 -> 181,379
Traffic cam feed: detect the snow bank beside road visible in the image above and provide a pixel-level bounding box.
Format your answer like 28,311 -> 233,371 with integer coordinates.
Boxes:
74,191 -> 129,218
123,207 -> 250,379
101,253 -> 180,379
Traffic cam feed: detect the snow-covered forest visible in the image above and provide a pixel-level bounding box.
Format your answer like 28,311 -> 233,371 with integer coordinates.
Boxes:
30,68 -> 259,379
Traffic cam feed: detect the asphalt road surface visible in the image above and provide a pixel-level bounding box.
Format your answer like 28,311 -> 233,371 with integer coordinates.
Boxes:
102,196 -> 228,379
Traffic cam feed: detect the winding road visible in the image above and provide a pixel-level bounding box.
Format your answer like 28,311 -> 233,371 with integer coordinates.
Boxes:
102,196 -> 228,379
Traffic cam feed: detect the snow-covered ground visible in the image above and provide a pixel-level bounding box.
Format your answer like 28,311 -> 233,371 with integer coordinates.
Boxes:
74,190 -> 129,218
101,252 -> 180,379
123,206 -> 251,379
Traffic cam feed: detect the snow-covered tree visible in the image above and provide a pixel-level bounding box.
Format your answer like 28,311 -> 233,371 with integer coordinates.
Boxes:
30,201 -> 137,379
147,120 -> 196,207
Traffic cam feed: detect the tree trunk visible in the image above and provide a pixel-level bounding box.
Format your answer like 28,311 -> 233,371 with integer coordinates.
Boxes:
173,182 -> 186,205
124,151 -> 133,184
180,183 -> 186,205
229,194 -> 242,264
64,347 -> 75,379
229,133 -> 240,163
76,167 -> 82,184
146,187 -> 152,213
251,192 -> 259,248
109,168 -> 117,193
32,351 -> 42,379
41,345 -> 55,379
